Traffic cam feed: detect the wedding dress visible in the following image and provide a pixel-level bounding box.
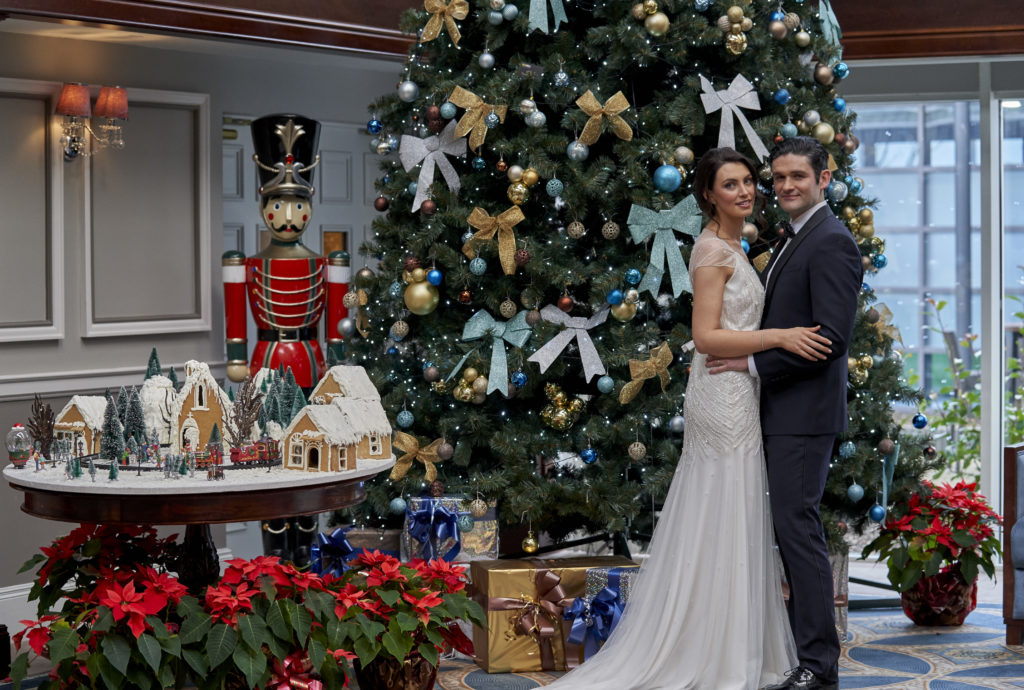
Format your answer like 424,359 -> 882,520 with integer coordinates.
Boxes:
546,229 -> 797,689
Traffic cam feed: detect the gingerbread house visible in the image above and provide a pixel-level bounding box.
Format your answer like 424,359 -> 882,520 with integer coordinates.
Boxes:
308,365 -> 380,405
169,361 -> 233,454
282,394 -> 392,473
53,395 -> 106,456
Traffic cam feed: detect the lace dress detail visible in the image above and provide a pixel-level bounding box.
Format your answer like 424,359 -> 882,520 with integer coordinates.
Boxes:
545,229 -> 795,690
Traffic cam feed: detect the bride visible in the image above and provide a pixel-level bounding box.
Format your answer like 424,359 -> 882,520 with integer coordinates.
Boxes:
545,148 -> 830,689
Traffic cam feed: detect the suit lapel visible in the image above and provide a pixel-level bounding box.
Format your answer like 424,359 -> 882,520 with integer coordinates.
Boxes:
763,206 -> 831,307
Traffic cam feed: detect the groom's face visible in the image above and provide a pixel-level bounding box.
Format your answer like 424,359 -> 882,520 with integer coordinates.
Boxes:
771,154 -> 831,220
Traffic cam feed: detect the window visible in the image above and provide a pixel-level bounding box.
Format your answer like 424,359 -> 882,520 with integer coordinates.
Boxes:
289,436 -> 303,467
195,384 -> 207,410
368,434 -> 382,455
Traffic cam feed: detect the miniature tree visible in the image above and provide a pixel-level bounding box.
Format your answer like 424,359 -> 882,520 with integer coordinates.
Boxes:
123,387 -> 147,444
115,386 -> 129,426
26,393 -> 55,461
167,366 -> 179,390
99,396 -> 125,462
278,368 -> 297,423
225,376 -> 262,447
145,347 -> 162,380
209,423 -> 222,448
288,387 -> 307,425
108,460 -> 118,481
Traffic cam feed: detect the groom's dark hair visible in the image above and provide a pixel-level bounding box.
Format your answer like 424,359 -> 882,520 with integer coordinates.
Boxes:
769,136 -> 829,177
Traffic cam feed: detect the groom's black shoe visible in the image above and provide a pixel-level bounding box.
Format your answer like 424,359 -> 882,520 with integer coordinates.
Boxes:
764,666 -> 838,690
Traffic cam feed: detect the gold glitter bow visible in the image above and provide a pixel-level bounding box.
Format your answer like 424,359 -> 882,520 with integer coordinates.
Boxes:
618,342 -> 673,404
576,90 -> 633,146
868,303 -> 903,346
355,288 -> 370,337
462,206 -> 526,275
422,0 -> 470,45
450,86 -> 508,151
390,432 -> 445,481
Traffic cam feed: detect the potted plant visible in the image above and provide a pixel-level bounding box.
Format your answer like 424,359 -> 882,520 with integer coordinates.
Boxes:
9,524 -> 483,690
862,480 -> 1002,626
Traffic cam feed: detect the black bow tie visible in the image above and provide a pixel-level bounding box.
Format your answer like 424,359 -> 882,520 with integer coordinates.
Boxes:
776,220 -> 795,243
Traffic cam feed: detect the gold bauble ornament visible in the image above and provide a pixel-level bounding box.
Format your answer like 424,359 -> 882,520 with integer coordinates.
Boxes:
342,291 -> 360,309
769,20 -> 787,39
758,164 -> 773,181
521,168 -> 540,187
674,145 -> 694,165
391,319 -> 410,338
858,208 -> 874,224
610,301 -> 638,322
507,164 -> 524,182
841,206 -> 856,219
567,398 -> 584,414
795,119 -> 809,134
645,11 -> 670,36
472,375 -> 489,394
473,391 -> 487,405
552,390 -> 567,406
431,380 -> 449,394
522,531 -> 539,554
567,220 -> 587,239
624,288 -> 640,304
812,121 -> 835,145
847,357 -> 859,371
860,224 -> 875,238
508,182 -> 529,206
741,222 -> 759,243
870,237 -> 885,253
850,368 -> 869,386
454,384 -> 474,402
631,3 -> 647,20
726,5 -> 744,23
469,498 -> 489,518
725,31 -> 747,54
814,62 -> 835,86
783,12 -> 801,29
499,298 -> 517,318
355,267 -> 376,288
716,15 -> 733,33
794,30 -> 811,47
376,139 -> 391,155
411,267 -> 426,283
740,16 -> 753,31
550,407 -> 570,429
463,367 -> 479,382
643,0 -> 658,14
403,281 -> 439,315
843,136 -> 859,154
676,165 -> 688,181
861,256 -> 874,271
859,355 -> 875,370
628,441 -> 647,461
602,221 -> 621,240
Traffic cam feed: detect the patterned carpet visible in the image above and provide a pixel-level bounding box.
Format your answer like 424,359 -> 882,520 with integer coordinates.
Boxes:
435,604 -> 1024,690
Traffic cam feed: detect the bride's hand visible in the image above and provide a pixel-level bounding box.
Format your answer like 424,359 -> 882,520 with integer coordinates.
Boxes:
777,325 -> 831,361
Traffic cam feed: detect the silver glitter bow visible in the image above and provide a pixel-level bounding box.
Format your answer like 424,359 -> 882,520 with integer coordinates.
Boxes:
399,119 -> 466,213
527,305 -> 609,383
699,74 -> 769,163
528,0 -> 567,34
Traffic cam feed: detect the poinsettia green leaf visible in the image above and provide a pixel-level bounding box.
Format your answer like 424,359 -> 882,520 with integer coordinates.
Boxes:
264,630 -> 289,661
101,633 -> 131,675
308,636 -> 327,670
924,551 -> 943,577
48,624 -> 79,666
285,599 -> 312,645
176,596 -> 203,618
178,612 -> 212,646
952,530 -> 975,548
377,589 -> 401,607
182,647 -> 208,676
961,557 -> 979,584
158,663 -> 176,688
424,627 -> 445,647
232,639 -> 267,689
206,622 -> 238,669
126,665 -> 154,690
159,633 -> 181,658
418,642 -> 439,667
465,597 -> 486,626
396,611 -> 419,632
327,619 -> 346,648
266,600 -> 290,641
18,553 -> 46,574
354,636 -> 379,664
236,613 -> 271,652
382,619 -> 414,660
97,654 -> 125,688
145,616 -> 170,640
891,549 -> 909,571
356,615 -> 385,639
137,632 -> 162,674
899,566 -> 922,592
9,652 -> 29,686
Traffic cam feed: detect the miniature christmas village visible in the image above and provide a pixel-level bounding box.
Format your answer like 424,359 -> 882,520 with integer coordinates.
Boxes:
4,350 -> 393,490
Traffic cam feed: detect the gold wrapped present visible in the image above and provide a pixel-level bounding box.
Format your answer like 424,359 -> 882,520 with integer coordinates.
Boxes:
470,556 -> 635,673
401,496 -> 499,563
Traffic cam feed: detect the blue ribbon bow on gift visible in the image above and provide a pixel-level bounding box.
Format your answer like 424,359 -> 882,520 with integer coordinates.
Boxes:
310,527 -> 357,577
563,567 -> 630,659
407,499 -> 463,562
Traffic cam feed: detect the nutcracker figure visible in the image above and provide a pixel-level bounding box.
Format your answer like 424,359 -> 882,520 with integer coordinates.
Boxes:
221,114 -> 350,567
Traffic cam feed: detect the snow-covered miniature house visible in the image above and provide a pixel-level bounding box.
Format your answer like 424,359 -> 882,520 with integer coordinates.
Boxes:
282,366 -> 392,472
139,374 -> 176,446
169,361 -> 233,454
54,396 -> 107,455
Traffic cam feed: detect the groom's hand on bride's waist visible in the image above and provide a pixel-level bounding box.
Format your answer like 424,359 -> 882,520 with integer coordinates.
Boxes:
705,355 -> 748,374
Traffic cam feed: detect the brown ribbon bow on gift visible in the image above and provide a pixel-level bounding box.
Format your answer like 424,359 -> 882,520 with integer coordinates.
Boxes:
618,341 -> 673,404
450,86 -> 508,152
389,432 -> 445,482
576,90 -> 633,147
488,561 -> 572,671
422,0 -> 470,46
462,206 -> 526,276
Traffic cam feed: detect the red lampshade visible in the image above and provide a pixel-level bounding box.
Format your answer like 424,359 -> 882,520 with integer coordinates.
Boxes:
55,83 -> 91,117
94,86 -> 128,120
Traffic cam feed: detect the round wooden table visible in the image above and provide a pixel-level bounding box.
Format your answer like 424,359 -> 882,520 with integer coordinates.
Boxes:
4,458 -> 394,591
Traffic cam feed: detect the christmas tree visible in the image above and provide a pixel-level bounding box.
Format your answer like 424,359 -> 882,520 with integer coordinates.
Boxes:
343,0 -> 939,548
100,395 -> 126,462
145,347 -> 162,380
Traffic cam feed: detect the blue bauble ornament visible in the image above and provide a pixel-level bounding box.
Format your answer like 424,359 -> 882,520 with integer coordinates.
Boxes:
487,10 -> 503,24
869,504 -> 886,523
389,497 -> 408,514
511,371 -> 528,387
396,410 -> 414,428
546,178 -> 564,197
839,440 -> 856,458
781,122 -> 799,138
581,447 -> 598,464
833,97 -> 847,112
502,3 -> 518,20
872,254 -> 888,269
849,178 -> 863,194
440,102 -> 457,119
597,375 -> 615,394
653,164 -> 682,193
367,119 -> 383,135
607,289 -> 624,305
625,268 -> 642,285
694,0 -> 710,10
386,134 -> 400,151
567,140 -> 589,161
470,257 -> 487,275
389,281 -> 403,298
774,89 -> 791,105
472,156 -> 487,170
407,181 -> 418,196
484,112 -> 501,129
846,482 -> 864,502
387,346 -> 399,355
861,282 -> 872,293
554,70 -> 570,87
827,180 -> 848,202
833,62 -> 850,80
741,238 -> 750,253
423,361 -> 434,370
389,327 -> 405,342
845,175 -> 855,185
457,514 -> 475,533
912,413 -> 928,429
770,10 -> 785,21
427,269 -> 443,286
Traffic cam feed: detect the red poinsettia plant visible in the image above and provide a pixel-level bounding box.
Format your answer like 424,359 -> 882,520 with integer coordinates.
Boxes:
9,524 -> 483,690
862,480 -> 1002,592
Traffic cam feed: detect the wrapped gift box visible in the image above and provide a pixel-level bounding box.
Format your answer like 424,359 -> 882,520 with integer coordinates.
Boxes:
470,556 -> 635,673
563,564 -> 640,660
345,527 -> 402,559
401,496 -> 499,563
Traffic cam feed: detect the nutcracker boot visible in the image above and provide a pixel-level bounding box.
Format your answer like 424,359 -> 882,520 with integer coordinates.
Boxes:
261,518 -> 290,561
290,514 -> 319,568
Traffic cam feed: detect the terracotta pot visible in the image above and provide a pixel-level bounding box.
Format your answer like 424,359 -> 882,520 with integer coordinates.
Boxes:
901,569 -> 978,626
353,654 -> 437,690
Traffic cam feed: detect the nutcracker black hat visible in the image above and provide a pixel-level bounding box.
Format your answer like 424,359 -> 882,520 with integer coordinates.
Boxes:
251,113 -> 321,199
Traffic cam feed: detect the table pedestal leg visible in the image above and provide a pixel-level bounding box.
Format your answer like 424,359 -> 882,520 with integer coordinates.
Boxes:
178,524 -> 220,594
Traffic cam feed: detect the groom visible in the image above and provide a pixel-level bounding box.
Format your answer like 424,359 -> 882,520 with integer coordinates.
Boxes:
708,137 -> 862,690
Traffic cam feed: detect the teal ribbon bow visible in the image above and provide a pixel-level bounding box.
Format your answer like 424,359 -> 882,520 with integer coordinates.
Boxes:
461,310 -> 533,396
818,0 -> 843,56
627,195 -> 703,298
881,441 -> 899,510
528,0 -> 567,34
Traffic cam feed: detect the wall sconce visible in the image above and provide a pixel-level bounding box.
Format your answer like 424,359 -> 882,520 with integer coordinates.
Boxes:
55,83 -> 129,160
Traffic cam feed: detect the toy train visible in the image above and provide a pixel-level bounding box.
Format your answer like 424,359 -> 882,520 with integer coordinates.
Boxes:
228,439 -> 280,465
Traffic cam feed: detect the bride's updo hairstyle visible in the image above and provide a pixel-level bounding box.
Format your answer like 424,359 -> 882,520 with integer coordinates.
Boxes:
693,147 -> 763,222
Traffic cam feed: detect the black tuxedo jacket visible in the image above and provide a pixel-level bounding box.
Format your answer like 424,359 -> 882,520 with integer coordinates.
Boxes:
753,205 -> 863,436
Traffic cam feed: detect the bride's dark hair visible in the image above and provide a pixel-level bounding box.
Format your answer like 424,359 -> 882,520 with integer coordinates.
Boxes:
693,147 -> 766,231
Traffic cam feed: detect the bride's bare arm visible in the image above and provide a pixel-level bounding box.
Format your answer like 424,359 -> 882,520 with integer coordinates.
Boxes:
690,265 -> 831,360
